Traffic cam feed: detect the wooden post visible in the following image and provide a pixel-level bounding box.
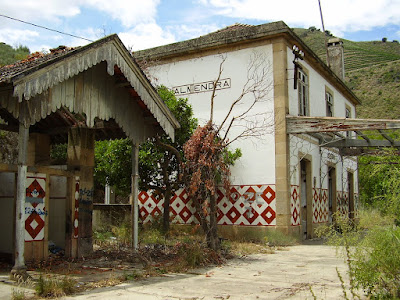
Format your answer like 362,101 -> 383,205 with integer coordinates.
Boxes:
67,128 -> 94,257
131,142 -> 139,251
11,122 -> 29,278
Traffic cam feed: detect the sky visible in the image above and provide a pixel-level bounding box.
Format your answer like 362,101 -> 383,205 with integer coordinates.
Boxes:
1,0 -> 400,53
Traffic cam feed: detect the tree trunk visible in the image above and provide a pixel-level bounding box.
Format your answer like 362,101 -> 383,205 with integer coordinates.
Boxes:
163,186 -> 171,233
208,193 -> 220,250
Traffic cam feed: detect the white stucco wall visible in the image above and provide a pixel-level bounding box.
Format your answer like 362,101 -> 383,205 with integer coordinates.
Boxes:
147,45 -> 276,185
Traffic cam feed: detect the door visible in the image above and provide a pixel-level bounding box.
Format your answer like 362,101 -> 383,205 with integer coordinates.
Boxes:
300,159 -> 312,239
328,168 -> 337,223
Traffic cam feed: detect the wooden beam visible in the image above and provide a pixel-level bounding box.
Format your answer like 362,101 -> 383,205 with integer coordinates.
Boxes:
287,115 -> 400,133
355,130 -> 370,142
378,129 -> 394,145
325,139 -> 400,148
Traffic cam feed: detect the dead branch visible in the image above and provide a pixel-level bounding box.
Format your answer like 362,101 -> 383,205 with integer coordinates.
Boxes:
214,51 -> 273,143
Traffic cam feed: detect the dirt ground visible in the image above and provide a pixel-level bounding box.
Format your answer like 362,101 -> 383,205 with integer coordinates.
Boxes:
0,241 -> 362,300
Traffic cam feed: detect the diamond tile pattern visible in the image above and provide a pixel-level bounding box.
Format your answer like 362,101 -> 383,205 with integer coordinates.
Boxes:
25,174 -> 46,241
139,185 -> 276,226
290,185 -> 300,226
312,188 -> 328,224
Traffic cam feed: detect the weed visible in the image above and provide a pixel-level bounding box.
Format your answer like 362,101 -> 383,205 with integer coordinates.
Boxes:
264,230 -> 299,247
228,241 -> 275,256
11,289 -> 26,300
318,210 -> 399,299
123,270 -> 142,281
336,267 -> 350,300
35,275 -> 77,298
308,284 -> 317,300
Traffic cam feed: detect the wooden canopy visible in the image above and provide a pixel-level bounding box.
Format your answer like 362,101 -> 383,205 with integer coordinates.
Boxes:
0,34 -> 180,143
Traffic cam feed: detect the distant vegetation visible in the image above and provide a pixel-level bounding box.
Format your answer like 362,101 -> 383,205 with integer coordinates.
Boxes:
0,43 -> 30,67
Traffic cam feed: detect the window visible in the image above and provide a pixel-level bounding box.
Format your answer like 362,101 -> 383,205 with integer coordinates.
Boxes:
345,107 -> 351,118
298,69 -> 309,116
326,91 -> 333,117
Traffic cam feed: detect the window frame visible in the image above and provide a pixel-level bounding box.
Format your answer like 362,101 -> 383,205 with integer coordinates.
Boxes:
325,88 -> 334,117
298,68 -> 309,116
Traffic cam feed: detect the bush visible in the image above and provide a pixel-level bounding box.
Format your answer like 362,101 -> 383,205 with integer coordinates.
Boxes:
352,226 -> 400,298
317,211 -> 400,299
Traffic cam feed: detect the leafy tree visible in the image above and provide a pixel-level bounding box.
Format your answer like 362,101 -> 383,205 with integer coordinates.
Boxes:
0,43 -> 29,66
139,86 -> 198,232
359,148 -> 400,220
94,86 -> 197,230
95,138 -> 133,197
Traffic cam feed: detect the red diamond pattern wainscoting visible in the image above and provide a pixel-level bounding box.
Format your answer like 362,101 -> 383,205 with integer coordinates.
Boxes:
25,173 -> 46,241
139,185 -> 276,226
312,188 -> 328,224
337,191 -> 349,216
290,185 -> 300,226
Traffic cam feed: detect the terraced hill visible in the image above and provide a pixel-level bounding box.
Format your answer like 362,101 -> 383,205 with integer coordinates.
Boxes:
293,28 -> 400,72
293,28 -> 400,119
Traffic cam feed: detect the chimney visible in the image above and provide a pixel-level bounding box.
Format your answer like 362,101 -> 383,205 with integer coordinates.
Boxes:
327,38 -> 345,80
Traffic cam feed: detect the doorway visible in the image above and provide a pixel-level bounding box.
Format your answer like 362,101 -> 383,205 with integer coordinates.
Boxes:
300,159 -> 312,239
48,176 -> 67,252
328,167 -> 337,223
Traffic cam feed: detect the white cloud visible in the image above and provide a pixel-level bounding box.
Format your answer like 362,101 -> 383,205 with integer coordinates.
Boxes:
199,0 -> 400,36
0,0 -> 82,24
0,0 -> 160,29
0,29 -> 39,48
170,24 -> 221,41
84,0 -> 160,28
119,23 -> 176,51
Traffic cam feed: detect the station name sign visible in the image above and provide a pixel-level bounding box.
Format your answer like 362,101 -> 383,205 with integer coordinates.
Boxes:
172,78 -> 231,96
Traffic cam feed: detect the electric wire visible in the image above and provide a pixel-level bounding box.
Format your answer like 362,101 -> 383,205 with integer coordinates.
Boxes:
0,14 -> 93,43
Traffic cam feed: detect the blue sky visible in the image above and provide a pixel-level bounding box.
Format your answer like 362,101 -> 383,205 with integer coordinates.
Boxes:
1,0 -> 400,53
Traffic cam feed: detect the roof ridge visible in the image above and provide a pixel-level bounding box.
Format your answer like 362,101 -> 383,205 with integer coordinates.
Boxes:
207,23 -> 254,36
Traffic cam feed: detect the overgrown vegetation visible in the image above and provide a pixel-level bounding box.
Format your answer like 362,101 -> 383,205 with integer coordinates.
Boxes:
358,148 -> 400,221
318,211 -> 399,299
35,275 -> 77,298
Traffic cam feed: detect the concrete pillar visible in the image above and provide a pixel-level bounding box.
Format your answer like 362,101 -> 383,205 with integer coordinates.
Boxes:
273,39 -> 292,234
11,123 -> 29,279
67,128 -> 95,257
130,142 -> 139,251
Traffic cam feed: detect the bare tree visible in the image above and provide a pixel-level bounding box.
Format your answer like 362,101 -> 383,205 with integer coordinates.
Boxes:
183,52 -> 274,249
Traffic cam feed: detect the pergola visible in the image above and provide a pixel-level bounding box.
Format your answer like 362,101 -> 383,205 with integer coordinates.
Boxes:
0,34 -> 179,277
286,115 -> 400,155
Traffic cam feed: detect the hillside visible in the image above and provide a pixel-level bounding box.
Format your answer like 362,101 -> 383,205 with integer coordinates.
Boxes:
293,28 -> 400,119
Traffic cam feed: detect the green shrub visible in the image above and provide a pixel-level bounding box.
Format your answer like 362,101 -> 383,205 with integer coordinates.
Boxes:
352,226 -> 400,298
317,211 -> 400,299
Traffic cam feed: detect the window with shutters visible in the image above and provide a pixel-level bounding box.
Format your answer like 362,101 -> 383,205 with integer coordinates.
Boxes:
298,69 -> 309,116
326,91 -> 334,117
